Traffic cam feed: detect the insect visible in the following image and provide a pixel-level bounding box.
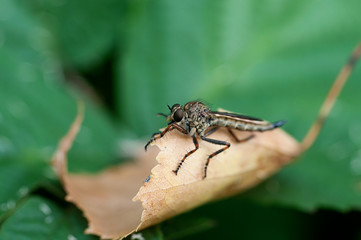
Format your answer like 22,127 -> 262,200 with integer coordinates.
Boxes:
145,101 -> 286,179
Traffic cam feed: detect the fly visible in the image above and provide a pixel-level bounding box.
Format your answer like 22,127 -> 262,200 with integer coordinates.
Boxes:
145,101 -> 286,179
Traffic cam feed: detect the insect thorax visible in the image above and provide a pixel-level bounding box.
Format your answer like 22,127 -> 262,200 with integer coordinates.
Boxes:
182,101 -> 212,136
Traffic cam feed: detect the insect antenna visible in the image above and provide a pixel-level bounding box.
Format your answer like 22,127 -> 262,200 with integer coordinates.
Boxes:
157,113 -> 168,117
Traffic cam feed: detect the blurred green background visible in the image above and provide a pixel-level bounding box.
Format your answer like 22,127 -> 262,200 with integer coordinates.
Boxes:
1,0 -> 361,239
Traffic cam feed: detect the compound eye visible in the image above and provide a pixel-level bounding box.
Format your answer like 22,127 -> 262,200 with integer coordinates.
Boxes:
173,109 -> 183,122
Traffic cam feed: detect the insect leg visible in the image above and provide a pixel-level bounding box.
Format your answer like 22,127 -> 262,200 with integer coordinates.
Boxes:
157,112 -> 168,117
144,123 -> 188,151
173,135 -> 199,175
145,124 -> 174,151
171,123 -> 188,135
227,128 -> 255,143
200,136 -> 230,179
204,127 -> 219,137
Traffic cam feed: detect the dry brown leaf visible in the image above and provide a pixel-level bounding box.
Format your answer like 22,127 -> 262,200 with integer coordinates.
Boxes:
54,150 -> 158,239
52,105 -> 300,239
52,42 -> 361,239
134,127 -> 300,231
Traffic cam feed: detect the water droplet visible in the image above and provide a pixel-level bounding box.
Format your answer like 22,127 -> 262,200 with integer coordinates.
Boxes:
0,137 -> 14,156
18,62 -> 37,82
350,150 -> 361,175
349,123 -> 361,145
28,26 -> 51,53
8,99 -> 29,119
6,201 -> 15,209
44,167 -> 57,179
39,203 -> 52,215
67,235 -> 77,240
45,216 -> 53,224
131,233 -> 145,240
327,141 -> 349,161
0,201 -> 16,211
17,186 -> 29,197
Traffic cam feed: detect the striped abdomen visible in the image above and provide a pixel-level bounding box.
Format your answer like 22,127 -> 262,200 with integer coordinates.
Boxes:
209,113 -> 285,132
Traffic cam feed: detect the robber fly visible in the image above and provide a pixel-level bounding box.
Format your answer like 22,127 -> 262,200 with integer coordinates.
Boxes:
145,101 -> 286,179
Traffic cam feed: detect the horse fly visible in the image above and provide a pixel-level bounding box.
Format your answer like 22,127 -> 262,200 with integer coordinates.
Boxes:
145,101 -> 286,179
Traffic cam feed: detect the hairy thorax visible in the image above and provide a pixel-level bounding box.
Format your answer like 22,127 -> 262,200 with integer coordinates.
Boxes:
182,101 -> 213,136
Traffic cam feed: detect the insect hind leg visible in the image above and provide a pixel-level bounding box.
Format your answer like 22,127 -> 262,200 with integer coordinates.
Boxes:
200,136 -> 230,179
227,128 -> 254,143
204,127 -> 220,137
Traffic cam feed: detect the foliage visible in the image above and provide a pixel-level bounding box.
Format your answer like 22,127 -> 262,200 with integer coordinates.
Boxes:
1,0 -> 361,239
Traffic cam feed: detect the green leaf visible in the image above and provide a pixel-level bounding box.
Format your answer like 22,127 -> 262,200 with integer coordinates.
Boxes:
244,142 -> 361,211
117,1 -> 210,135
182,198 -> 361,240
125,216 -> 214,240
126,226 -> 163,240
19,0 -> 121,71
0,158 -> 48,220
161,215 -> 214,240
118,0 -> 361,211
0,0 -> 124,223
0,196 -> 96,240
0,0 -> 121,172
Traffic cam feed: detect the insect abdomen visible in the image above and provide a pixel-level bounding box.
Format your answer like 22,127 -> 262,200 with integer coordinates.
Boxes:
210,118 -> 285,132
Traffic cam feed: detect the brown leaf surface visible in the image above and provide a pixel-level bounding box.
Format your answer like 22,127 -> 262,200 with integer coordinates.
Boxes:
52,106 -> 301,239
134,126 -> 301,231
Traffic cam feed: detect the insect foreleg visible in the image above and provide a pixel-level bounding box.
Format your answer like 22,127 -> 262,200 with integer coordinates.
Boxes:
145,124 -> 174,151
144,123 -> 188,151
171,123 -> 188,135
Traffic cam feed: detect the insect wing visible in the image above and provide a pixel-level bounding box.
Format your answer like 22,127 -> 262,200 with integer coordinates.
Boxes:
210,111 -> 264,123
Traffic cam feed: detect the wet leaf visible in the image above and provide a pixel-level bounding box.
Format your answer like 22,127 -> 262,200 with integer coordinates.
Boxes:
161,215 -> 214,240
0,196 -> 96,240
20,0 -> 120,70
0,158 -> 47,220
126,226 -> 163,240
0,0 -> 121,171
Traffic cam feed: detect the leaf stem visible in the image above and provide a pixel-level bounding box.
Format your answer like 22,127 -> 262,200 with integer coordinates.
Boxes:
301,41 -> 361,151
